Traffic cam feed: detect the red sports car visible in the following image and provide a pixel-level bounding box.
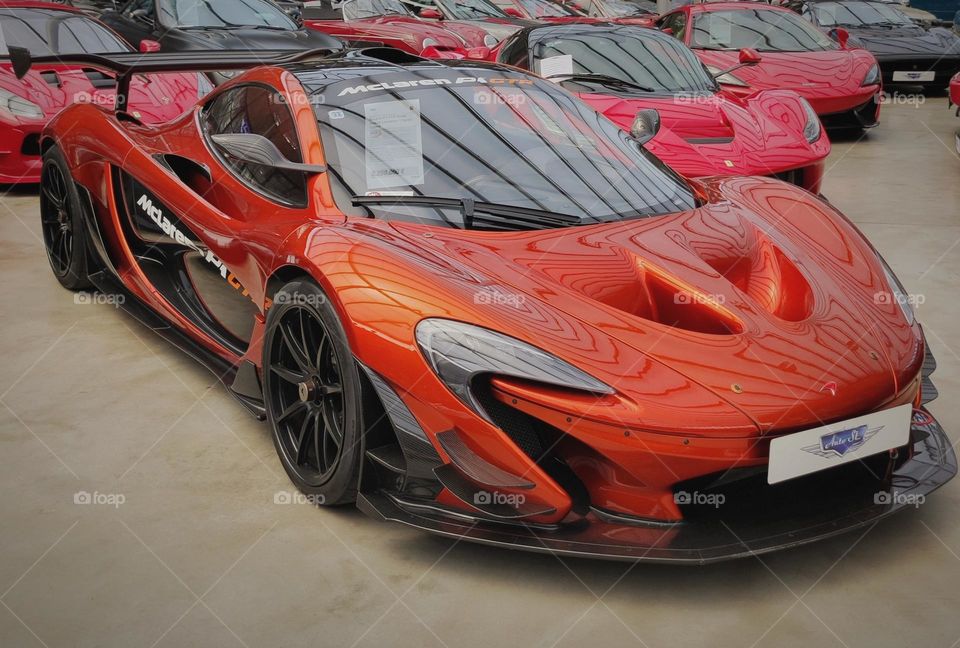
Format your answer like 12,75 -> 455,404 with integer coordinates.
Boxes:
658,2 -> 883,129
0,1 -> 206,184
490,24 -> 829,192
16,45 -> 954,562
301,0 -> 495,57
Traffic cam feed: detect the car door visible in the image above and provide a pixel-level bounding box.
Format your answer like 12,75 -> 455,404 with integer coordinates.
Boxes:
101,0 -> 158,49
115,83 -> 313,355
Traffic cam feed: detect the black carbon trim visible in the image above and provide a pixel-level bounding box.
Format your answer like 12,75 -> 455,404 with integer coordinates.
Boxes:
435,429 -> 535,490
358,364 -> 442,479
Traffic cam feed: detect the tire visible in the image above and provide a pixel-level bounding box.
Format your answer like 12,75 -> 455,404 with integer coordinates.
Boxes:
40,145 -> 93,291
263,280 -> 362,506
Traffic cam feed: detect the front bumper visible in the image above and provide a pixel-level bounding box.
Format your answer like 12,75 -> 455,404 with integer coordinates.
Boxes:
360,408 -> 956,563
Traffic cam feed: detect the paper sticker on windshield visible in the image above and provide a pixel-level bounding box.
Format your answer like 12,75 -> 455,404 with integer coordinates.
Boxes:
539,55 -> 573,81
364,99 -> 425,189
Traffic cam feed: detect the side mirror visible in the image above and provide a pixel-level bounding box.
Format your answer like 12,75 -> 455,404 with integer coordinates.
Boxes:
420,8 -> 443,19
139,39 -> 161,53
211,133 -> 327,175
660,26 -> 674,35
504,6 -> 523,17
738,47 -> 762,65
630,109 -> 660,145
830,27 -> 850,49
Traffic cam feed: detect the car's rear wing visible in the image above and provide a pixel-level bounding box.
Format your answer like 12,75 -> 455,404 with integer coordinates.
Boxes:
5,47 -> 339,113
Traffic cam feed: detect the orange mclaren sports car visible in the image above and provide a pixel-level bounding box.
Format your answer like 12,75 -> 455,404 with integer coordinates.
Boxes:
15,45 -> 953,563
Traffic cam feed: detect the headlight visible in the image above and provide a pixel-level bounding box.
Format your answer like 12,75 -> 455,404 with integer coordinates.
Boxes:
706,65 -> 748,87
416,319 -> 614,422
0,88 -> 44,119
799,97 -> 821,144
483,33 -> 499,47
422,37 -> 439,49
877,255 -> 916,326
862,63 -> 880,86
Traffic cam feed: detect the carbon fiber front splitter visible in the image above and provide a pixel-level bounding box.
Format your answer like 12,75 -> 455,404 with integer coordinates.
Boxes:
358,411 -> 956,564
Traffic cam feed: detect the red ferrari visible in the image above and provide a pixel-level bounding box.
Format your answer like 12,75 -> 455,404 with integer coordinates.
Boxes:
16,46 -> 953,562
489,24 -> 829,192
301,0 -> 495,57
0,1 -> 205,184
658,2 -> 883,129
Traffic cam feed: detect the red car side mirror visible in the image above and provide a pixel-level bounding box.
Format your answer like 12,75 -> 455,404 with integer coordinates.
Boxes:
660,26 -> 673,35
139,39 -> 161,53
504,6 -> 523,17
832,27 -> 850,49
738,47 -> 761,66
420,8 -> 443,19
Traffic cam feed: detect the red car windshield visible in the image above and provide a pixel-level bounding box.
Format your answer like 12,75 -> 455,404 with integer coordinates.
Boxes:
691,9 -> 838,52
0,7 -> 129,56
532,28 -> 717,94
298,67 -> 695,228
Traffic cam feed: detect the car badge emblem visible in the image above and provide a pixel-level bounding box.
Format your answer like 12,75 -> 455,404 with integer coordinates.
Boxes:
912,409 -> 934,426
802,424 -> 884,459
724,160 -> 734,167
820,381 -> 838,396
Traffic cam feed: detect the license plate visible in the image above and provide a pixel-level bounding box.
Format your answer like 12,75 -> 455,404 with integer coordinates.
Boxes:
767,404 -> 912,484
892,70 -> 935,82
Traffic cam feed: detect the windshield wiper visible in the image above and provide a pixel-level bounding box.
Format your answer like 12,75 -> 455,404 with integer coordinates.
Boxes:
545,73 -> 655,92
351,195 -> 585,230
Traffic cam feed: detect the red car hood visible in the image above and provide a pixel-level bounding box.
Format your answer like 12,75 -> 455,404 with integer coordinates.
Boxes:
0,65 -> 200,124
386,177 -> 921,435
693,48 -> 875,97
581,90 -> 828,178
305,15 -> 484,49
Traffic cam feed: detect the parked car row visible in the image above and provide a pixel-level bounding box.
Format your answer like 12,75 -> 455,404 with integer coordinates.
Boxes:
1,0 -> 958,188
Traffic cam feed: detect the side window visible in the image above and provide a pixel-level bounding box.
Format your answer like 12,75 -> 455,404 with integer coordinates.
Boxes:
124,0 -> 155,22
202,85 -> 308,206
500,38 -> 530,69
661,13 -> 686,40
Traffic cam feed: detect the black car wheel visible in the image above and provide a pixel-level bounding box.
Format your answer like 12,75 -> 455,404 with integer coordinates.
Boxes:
40,146 -> 93,291
264,280 -> 362,505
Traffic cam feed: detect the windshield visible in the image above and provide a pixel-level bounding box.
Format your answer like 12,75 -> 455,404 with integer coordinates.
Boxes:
811,1 -> 912,27
340,0 -> 413,19
431,0 -> 508,20
297,67 -> 695,229
691,8 -> 838,51
158,0 -> 298,29
533,29 -> 716,94
581,0 -> 651,17
518,0 -> 578,17
0,8 -> 129,56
